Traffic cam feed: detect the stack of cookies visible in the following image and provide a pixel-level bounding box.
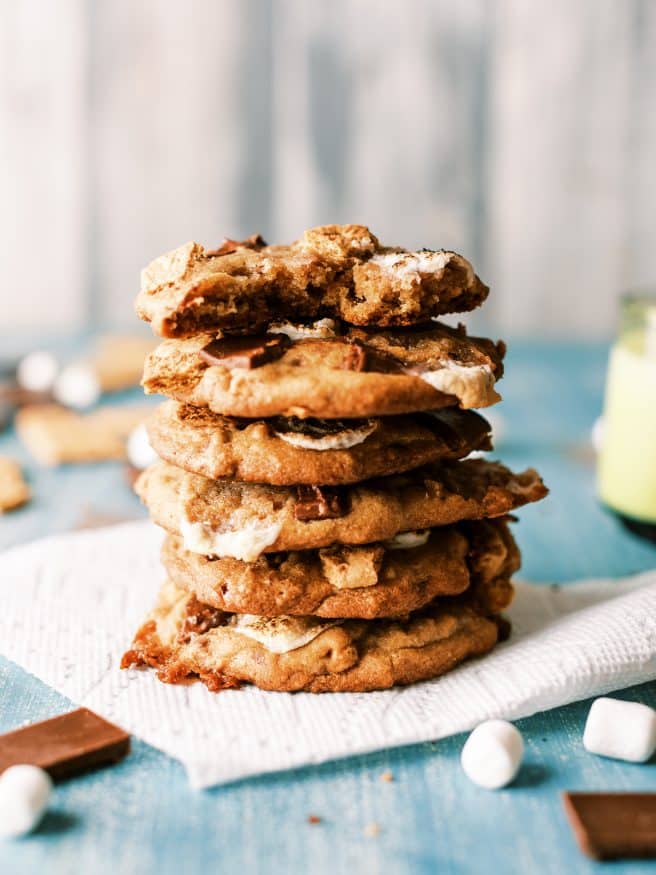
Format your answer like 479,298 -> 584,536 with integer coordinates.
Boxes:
122,225 -> 547,693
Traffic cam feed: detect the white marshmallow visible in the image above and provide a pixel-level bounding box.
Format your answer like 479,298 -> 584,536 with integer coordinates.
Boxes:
126,423 -> 158,470
591,416 -> 605,453
0,764 -> 52,838
16,351 -> 59,393
384,530 -> 431,550
53,363 -> 101,409
461,720 -> 524,789
485,410 -> 506,446
583,697 -> 656,763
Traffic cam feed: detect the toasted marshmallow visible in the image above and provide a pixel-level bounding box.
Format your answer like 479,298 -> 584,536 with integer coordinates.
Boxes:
229,614 -> 342,653
371,250 -> 454,280
268,318 -> 337,341
417,360 -> 498,409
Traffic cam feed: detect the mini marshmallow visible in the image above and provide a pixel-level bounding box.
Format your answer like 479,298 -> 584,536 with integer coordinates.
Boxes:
591,416 -> 605,453
583,697 -> 656,763
17,351 -> 59,393
0,764 -> 52,838
53,363 -> 101,409
485,410 -> 506,446
126,422 -> 158,470
461,720 -> 524,789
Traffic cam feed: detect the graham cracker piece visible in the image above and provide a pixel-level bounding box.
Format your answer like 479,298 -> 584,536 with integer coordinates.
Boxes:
16,404 -> 152,466
91,334 -> 158,392
0,456 -> 30,511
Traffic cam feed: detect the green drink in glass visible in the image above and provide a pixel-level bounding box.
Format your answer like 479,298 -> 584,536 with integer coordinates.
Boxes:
598,295 -> 656,542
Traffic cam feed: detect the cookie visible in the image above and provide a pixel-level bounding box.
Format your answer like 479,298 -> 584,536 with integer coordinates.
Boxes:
162,518 -> 518,619
142,322 -> 505,417
16,404 -> 153,465
0,456 -> 30,512
147,401 -> 493,485
121,578 -> 504,693
136,224 -> 489,337
135,459 -> 547,560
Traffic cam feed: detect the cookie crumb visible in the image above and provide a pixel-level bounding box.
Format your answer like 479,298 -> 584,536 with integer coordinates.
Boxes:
364,821 -> 380,838
380,770 -> 394,782
307,815 -> 321,825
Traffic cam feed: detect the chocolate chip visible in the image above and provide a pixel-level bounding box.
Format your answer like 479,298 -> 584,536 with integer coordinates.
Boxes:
341,340 -> 405,374
199,334 -> 291,369
294,486 -> 350,521
206,234 -> 267,257
563,792 -> 656,860
271,416 -> 373,438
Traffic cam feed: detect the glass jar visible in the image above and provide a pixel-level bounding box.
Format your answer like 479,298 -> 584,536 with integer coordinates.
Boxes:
597,294 -> 656,541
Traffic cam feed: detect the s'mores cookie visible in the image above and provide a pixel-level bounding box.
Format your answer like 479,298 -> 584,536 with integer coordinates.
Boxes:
135,459 -> 547,560
121,577 -> 505,693
136,224 -> 489,337
147,402 -> 493,485
124,220 -> 548,698
162,518 -> 518,619
142,321 -> 505,418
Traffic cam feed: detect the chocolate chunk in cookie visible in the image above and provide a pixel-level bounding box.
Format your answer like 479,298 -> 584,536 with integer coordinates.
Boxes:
199,334 -> 291,369
295,486 -> 350,521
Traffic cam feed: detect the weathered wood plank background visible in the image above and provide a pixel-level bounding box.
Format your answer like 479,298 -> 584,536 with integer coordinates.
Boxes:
2,0 -> 655,337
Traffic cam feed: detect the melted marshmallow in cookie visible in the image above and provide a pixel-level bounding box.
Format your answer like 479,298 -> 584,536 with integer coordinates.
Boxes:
228,614 -> 343,653
268,318 -> 337,341
416,360 -> 499,409
384,530 -> 431,550
274,419 -> 377,451
180,518 -> 282,562
370,249 -> 475,283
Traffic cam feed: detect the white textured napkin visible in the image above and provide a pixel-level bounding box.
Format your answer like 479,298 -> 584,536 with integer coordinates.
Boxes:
1,520 -> 656,789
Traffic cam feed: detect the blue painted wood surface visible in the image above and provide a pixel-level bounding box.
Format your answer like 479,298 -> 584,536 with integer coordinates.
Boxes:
1,341 -> 656,875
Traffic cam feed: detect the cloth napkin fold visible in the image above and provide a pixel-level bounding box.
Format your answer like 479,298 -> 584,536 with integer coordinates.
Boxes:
1,520 -> 655,789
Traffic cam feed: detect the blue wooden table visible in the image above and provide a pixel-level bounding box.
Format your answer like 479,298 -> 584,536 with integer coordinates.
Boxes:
1,341 -> 656,875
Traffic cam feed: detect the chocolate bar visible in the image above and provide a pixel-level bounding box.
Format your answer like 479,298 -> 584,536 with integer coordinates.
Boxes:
0,708 -> 130,780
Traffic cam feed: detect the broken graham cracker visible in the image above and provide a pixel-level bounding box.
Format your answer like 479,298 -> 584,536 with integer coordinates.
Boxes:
563,792 -> 656,860
0,456 -> 30,512
16,403 -> 153,465
91,334 -> 158,392
0,708 -> 130,780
